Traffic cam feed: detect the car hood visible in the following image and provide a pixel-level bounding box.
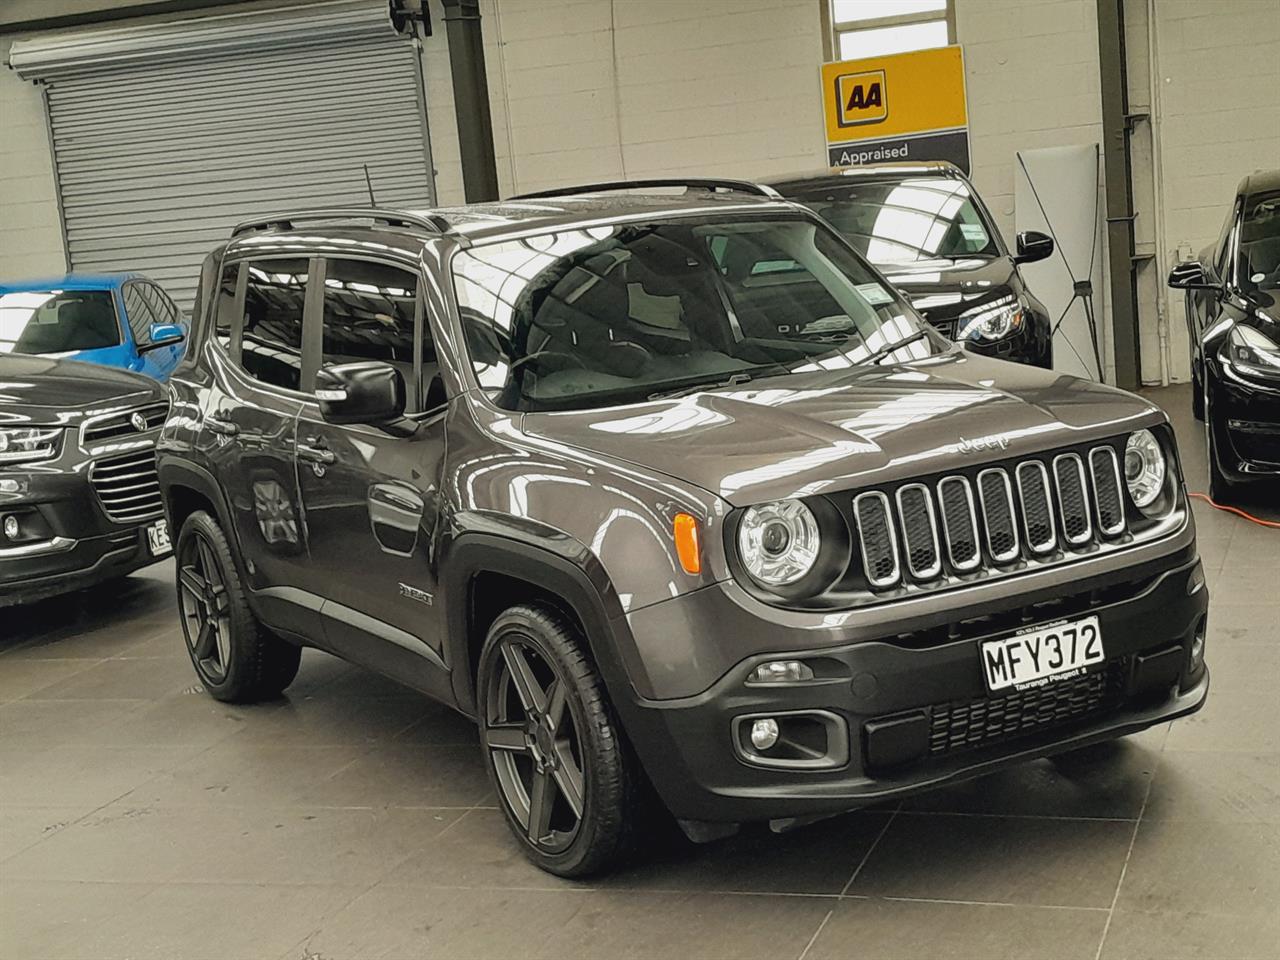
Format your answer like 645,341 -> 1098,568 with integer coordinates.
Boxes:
875,257 -> 1020,320
521,350 -> 1161,506
0,354 -> 159,421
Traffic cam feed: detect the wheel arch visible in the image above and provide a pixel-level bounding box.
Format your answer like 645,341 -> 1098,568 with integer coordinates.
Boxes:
440,526 -> 635,717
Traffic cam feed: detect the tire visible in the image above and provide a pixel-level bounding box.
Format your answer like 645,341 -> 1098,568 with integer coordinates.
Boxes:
477,603 -> 643,878
175,510 -> 301,703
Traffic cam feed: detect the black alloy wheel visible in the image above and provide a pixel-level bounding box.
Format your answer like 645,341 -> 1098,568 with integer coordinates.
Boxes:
478,604 -> 643,877
178,526 -> 233,683
175,511 -> 301,703
485,635 -> 586,853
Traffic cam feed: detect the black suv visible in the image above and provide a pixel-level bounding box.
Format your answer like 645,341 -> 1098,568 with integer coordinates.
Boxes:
1168,169 -> 1280,501
764,163 -> 1056,368
0,354 -> 171,607
159,184 -> 1208,877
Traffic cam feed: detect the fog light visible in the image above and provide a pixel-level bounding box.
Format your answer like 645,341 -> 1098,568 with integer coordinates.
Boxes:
748,660 -> 815,684
1190,634 -> 1204,665
2,515 -> 17,540
750,718 -> 780,751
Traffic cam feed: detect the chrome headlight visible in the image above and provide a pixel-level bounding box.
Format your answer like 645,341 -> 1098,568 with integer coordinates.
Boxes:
0,427 -> 61,465
1224,325 -> 1280,380
957,295 -> 1024,341
1124,429 -> 1166,510
737,499 -> 820,586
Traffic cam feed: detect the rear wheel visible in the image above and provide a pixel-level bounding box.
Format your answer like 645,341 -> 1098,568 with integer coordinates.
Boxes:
175,510 -> 301,703
477,604 -> 643,877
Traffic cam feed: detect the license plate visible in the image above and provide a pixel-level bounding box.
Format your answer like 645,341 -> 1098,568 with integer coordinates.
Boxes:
146,519 -> 172,557
980,615 -> 1104,694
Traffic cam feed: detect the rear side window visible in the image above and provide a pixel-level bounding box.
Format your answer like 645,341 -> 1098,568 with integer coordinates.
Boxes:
320,258 -> 432,410
122,282 -> 159,345
241,258 -> 308,392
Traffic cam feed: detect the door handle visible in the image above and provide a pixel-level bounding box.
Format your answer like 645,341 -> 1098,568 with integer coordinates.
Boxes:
205,411 -> 239,437
297,441 -> 336,465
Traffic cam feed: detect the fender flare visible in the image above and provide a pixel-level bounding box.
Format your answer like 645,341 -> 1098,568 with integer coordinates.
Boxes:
157,456 -> 235,536
438,523 -> 635,715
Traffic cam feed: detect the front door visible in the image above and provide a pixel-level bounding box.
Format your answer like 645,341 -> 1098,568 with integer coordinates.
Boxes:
205,257 -> 312,633
291,256 -> 450,682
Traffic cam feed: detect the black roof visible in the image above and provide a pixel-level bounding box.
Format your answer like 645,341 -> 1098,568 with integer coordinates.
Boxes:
762,161 -> 966,194
227,187 -> 794,253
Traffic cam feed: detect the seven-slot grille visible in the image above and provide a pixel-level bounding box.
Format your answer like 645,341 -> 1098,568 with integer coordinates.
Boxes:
81,402 -> 169,445
89,449 -> 164,523
853,444 -> 1128,591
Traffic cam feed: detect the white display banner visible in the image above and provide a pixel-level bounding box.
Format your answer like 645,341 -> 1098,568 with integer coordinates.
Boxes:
1014,144 -> 1109,382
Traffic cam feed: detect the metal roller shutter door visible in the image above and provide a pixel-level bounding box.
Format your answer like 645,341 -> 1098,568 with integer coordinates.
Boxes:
11,1 -> 433,309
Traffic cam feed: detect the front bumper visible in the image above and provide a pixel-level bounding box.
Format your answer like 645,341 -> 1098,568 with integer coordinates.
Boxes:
1215,364 -> 1280,477
616,551 -> 1208,825
0,467 -> 167,607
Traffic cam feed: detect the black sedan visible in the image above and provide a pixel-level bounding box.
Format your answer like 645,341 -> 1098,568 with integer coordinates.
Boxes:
0,354 -> 171,607
1169,169 -> 1280,501
764,162 -> 1055,368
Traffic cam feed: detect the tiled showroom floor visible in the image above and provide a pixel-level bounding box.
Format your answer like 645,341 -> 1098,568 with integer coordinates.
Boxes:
2,384 -> 1277,960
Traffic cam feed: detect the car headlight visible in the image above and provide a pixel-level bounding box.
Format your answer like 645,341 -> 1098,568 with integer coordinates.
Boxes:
0,427 -> 62,465
737,499 -> 820,586
957,295 -> 1024,341
1224,325 -> 1280,380
1124,429 -> 1166,510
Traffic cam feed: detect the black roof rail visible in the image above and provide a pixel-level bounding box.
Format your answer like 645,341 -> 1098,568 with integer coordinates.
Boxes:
509,178 -> 783,201
230,207 -> 451,238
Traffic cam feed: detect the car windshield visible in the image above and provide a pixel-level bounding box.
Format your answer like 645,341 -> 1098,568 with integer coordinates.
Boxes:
452,214 -> 946,412
0,289 -> 121,356
784,176 -> 1001,265
1239,189 -> 1280,292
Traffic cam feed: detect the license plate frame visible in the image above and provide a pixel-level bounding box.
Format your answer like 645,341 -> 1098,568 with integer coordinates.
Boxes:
980,614 -> 1105,695
145,518 -> 172,557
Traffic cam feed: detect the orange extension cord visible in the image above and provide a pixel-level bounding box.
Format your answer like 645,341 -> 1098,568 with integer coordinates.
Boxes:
1188,492 -> 1280,529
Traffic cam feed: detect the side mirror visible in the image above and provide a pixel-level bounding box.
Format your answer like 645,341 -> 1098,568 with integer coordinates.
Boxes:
315,362 -> 406,428
1014,230 -> 1055,265
143,322 -> 186,350
1168,260 -> 1216,290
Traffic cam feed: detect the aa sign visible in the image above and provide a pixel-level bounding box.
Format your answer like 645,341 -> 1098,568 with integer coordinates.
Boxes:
821,45 -> 969,172
835,70 -> 887,127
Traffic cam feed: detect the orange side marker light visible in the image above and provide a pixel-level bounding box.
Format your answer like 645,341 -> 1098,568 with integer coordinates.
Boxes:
673,513 -> 702,575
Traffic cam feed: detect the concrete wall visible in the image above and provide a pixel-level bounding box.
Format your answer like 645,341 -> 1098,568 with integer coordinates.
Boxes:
0,38 -> 66,278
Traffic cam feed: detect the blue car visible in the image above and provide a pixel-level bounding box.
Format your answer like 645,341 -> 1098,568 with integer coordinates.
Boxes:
0,273 -> 187,381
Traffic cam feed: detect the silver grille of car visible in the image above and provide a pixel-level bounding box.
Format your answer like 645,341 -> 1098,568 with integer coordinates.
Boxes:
89,449 -> 164,524
853,444 -> 1131,590
81,402 -> 169,446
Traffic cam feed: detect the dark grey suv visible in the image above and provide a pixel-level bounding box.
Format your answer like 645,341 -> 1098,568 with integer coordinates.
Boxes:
158,182 -> 1209,877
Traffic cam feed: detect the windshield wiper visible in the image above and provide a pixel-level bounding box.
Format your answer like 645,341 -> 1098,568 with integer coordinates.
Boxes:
647,371 -> 762,402
862,329 -> 934,365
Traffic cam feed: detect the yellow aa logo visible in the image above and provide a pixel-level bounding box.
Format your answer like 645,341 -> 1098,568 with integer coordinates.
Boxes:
836,70 -> 888,127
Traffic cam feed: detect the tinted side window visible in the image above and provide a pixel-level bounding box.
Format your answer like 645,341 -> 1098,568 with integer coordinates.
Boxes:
320,258 -> 432,409
241,258 -> 308,391
145,283 -> 180,326
123,282 -> 159,344
214,263 -> 240,347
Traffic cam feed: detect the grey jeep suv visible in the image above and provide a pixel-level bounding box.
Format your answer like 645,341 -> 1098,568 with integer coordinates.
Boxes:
158,181 -> 1209,877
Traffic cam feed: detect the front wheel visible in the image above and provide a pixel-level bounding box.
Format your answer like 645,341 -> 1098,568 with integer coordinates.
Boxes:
175,510 -> 301,703
477,604 -> 643,877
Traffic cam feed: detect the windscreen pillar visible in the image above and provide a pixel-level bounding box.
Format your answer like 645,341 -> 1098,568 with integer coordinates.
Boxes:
441,0 -> 500,203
